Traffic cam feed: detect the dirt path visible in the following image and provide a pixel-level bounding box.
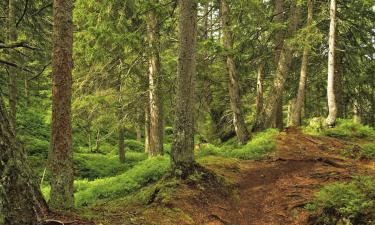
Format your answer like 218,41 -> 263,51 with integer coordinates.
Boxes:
179,127 -> 364,225
88,128 -> 373,225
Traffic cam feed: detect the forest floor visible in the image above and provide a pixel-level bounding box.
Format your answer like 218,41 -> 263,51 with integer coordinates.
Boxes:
56,127 -> 375,225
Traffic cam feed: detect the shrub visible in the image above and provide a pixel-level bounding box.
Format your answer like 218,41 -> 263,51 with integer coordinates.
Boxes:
75,156 -> 170,206
196,129 -> 279,160
328,120 -> 373,138
124,140 -> 145,152
360,143 -> 375,160
306,176 -> 375,225
74,151 -> 147,179
227,129 -> 279,160
20,135 -> 50,158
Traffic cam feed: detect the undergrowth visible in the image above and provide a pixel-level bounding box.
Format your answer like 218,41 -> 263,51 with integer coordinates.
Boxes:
74,156 -> 170,206
341,143 -> 375,160
196,129 -> 279,160
74,151 -> 147,179
304,119 -> 375,140
306,176 -> 375,225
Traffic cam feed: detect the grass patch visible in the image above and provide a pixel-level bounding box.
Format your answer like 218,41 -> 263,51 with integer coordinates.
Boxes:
306,176 -> 375,225
74,156 -> 170,206
196,129 -> 279,160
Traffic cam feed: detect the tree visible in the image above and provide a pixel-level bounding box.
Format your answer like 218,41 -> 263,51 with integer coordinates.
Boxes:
146,4 -> 164,156
7,0 -> 18,130
325,0 -> 337,127
290,0 -> 314,126
220,0 -> 250,144
171,0 -> 197,173
0,98 -> 48,225
49,0 -> 74,210
253,1 -> 301,131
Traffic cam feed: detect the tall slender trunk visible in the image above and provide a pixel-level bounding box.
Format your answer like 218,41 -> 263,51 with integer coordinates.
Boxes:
0,99 -> 49,225
255,62 -> 264,118
325,0 -> 337,127
116,74 -> 126,163
171,0 -> 197,172
220,0 -> 249,144
353,98 -> 361,124
144,103 -> 151,153
49,0 -> 74,210
118,126 -> 125,163
290,0 -> 314,126
8,0 -> 17,130
146,7 -> 164,157
253,1 -> 301,131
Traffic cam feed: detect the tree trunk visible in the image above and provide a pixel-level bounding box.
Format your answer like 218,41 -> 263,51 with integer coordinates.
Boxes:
8,0 -> 17,130
253,1 -> 301,131
255,62 -> 264,126
0,99 -> 49,225
118,127 -> 125,163
353,99 -> 361,124
171,0 -> 197,173
49,0 -> 74,210
335,51 -> 344,118
290,0 -> 314,126
220,0 -> 249,144
146,6 -> 164,157
144,103 -> 151,154
325,0 -> 337,127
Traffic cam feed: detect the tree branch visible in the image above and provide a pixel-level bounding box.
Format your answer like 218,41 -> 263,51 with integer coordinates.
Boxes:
16,0 -> 29,27
0,41 -> 37,50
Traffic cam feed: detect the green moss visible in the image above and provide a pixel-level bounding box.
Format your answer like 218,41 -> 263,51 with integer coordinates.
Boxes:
74,156 -> 170,206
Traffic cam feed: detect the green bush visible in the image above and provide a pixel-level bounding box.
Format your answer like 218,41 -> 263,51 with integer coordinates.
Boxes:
361,143 -> 375,160
20,135 -> 50,158
305,119 -> 375,139
74,151 -> 147,179
306,176 -> 375,225
124,139 -> 145,152
75,156 -> 170,206
227,129 -> 279,160
196,129 -> 279,160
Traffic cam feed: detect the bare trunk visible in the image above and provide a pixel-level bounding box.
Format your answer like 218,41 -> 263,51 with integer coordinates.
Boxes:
171,0 -> 197,172
0,99 -> 49,225
290,0 -> 314,126
325,0 -> 337,127
144,103 -> 151,154
49,0 -> 74,210
136,123 -> 142,142
147,7 -> 164,157
8,0 -> 17,130
220,0 -> 249,144
118,127 -> 125,163
255,62 -> 264,124
254,1 -> 301,131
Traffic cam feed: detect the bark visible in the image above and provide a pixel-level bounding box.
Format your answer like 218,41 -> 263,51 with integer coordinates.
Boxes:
255,62 -> 264,119
49,0 -> 74,210
8,0 -> 17,130
118,127 -> 125,163
146,7 -> 164,157
253,1 -> 301,131
144,103 -> 151,154
290,0 -> 314,126
171,0 -> 197,172
353,99 -> 361,124
325,0 -> 337,127
0,99 -> 49,225
220,0 -> 249,144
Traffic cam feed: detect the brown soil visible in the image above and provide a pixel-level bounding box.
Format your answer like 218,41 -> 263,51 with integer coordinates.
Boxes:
84,127 -> 375,225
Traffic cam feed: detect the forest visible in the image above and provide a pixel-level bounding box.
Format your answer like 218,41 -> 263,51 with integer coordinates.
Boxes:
0,0 -> 375,224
